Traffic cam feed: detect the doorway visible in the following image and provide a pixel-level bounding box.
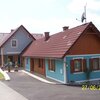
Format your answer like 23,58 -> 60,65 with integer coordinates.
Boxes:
30,58 -> 34,72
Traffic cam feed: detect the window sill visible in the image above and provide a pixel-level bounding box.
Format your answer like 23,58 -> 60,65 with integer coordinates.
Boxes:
11,46 -> 17,48
73,72 -> 84,74
92,70 -> 100,72
49,70 -> 55,72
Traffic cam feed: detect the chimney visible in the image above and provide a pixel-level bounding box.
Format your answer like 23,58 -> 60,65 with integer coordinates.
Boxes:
63,26 -> 69,31
11,29 -> 14,32
44,32 -> 50,41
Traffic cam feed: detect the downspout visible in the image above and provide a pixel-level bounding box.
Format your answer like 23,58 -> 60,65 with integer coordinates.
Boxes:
63,57 -> 67,84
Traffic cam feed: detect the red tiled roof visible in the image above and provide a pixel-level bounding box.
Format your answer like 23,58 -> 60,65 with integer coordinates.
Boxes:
32,34 -> 44,40
0,33 -> 10,43
22,22 -> 99,58
0,25 -> 35,47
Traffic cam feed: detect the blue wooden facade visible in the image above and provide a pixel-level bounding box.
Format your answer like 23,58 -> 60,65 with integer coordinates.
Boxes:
45,59 -> 64,83
66,54 -> 100,83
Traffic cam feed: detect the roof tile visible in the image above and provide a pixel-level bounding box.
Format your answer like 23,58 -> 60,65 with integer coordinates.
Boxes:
23,22 -> 97,58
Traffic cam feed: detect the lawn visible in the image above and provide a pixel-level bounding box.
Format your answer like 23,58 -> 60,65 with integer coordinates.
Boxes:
0,72 -> 4,80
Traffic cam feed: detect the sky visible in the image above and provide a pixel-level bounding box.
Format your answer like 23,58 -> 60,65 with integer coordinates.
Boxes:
0,0 -> 100,34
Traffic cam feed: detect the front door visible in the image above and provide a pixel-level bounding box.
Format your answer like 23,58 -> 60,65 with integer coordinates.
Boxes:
38,59 -> 45,76
8,56 -> 13,62
30,58 -> 34,72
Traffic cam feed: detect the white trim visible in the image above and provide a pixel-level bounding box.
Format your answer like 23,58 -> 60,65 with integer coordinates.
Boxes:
22,70 -> 56,84
75,78 -> 100,83
72,58 -> 85,72
49,70 -> 55,72
11,39 -> 18,48
72,57 -> 84,60
7,52 -> 20,54
66,54 -> 100,57
1,47 -> 4,67
63,57 -> 67,84
92,70 -> 100,73
91,56 -> 100,58
73,72 -> 84,74
46,75 -> 64,83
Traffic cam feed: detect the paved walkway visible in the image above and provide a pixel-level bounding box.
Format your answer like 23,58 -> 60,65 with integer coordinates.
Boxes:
22,70 -> 57,84
0,81 -> 28,100
2,71 -> 100,100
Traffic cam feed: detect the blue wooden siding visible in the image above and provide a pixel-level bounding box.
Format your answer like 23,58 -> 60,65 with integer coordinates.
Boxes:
66,54 -> 100,82
45,59 -> 64,83
2,27 -> 33,55
25,57 -> 30,71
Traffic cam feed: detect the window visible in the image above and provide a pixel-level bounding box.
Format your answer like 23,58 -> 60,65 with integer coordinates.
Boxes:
74,60 -> 81,71
70,59 -> 87,73
89,58 -> 100,71
48,59 -> 55,71
11,39 -> 18,48
38,59 -> 43,68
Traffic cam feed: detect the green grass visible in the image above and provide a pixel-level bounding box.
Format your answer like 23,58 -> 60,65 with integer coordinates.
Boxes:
0,72 -> 4,80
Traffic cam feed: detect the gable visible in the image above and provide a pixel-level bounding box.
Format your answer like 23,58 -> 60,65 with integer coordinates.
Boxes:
23,22 -> 100,58
66,31 -> 100,55
23,22 -> 90,58
1,26 -> 34,55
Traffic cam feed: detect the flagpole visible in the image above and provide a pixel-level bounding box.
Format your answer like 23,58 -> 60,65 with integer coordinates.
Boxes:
84,3 -> 87,23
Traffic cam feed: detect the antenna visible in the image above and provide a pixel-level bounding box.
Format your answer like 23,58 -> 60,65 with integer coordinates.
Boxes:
76,3 -> 87,23
84,3 -> 87,23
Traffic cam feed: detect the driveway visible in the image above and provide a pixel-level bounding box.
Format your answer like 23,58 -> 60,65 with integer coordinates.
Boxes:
2,71 -> 100,100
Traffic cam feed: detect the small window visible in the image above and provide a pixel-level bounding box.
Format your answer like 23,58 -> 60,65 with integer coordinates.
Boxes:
90,58 -> 100,71
70,59 -> 87,73
11,39 -> 17,48
48,59 -> 55,71
74,60 -> 81,71
38,59 -> 43,68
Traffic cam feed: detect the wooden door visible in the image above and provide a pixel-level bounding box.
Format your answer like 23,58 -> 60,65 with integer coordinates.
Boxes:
38,59 -> 45,76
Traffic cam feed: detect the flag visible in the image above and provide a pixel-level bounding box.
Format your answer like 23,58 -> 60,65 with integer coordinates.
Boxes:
81,12 -> 86,23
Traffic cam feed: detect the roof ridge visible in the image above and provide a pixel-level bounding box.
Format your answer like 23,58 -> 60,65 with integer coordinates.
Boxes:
32,22 -> 91,42
69,22 -> 90,30
47,22 -> 91,37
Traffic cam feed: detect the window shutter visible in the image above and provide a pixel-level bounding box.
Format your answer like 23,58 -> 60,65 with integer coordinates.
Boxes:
83,59 -> 87,72
89,59 -> 93,71
79,59 -> 82,72
70,60 -> 74,73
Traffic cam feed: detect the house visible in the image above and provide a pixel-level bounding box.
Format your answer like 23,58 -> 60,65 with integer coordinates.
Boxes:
0,25 -> 35,67
23,22 -> 100,84
32,33 -> 44,40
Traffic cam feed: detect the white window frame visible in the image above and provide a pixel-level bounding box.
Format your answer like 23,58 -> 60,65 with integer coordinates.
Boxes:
91,57 -> 100,71
11,39 -> 18,48
73,57 -> 84,72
